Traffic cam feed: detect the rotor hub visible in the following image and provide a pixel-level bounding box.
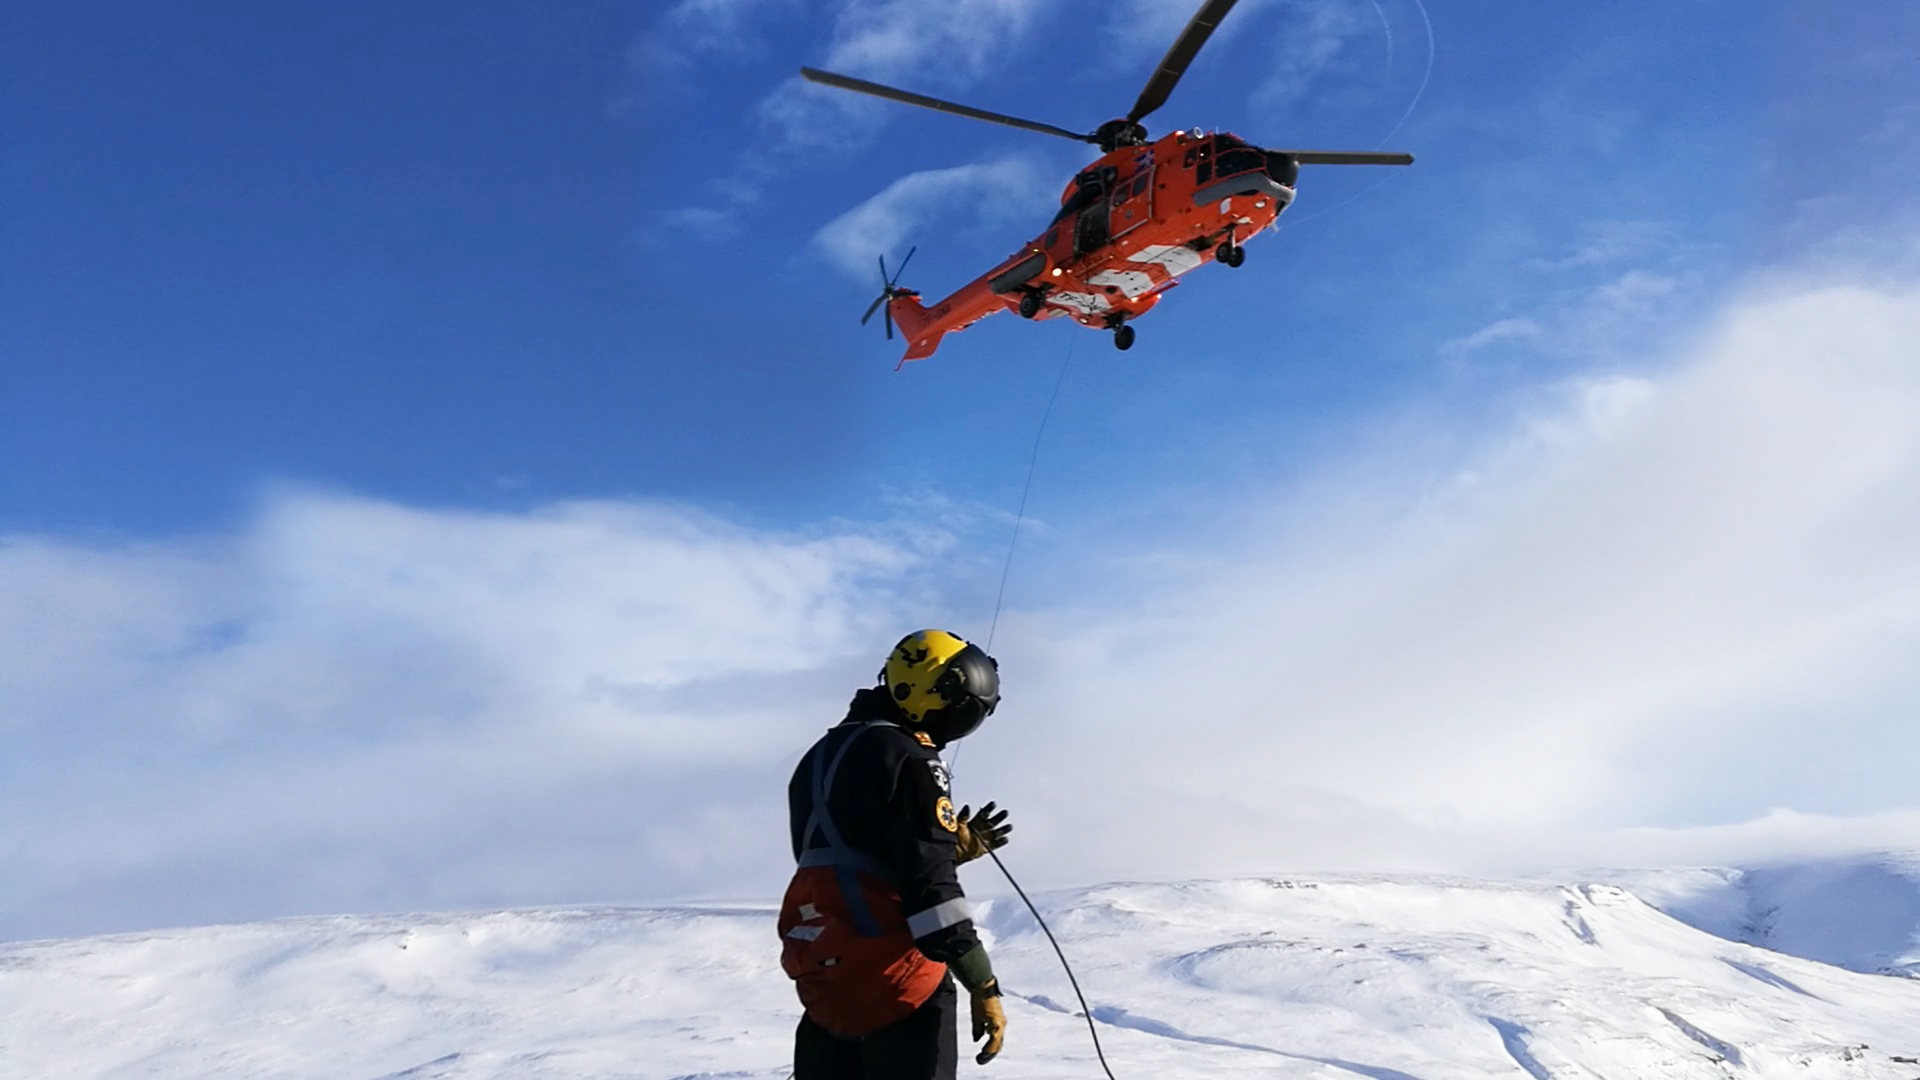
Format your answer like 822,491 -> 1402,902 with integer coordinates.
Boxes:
1093,119 -> 1150,153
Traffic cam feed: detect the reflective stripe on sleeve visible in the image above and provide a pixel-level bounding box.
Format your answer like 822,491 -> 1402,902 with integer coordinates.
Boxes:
785,924 -> 823,942
906,897 -> 972,939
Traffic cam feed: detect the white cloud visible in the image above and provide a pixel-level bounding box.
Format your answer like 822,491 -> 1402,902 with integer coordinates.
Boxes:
811,156 -> 1053,281
0,496 -> 949,938
974,280 -> 1920,887
8,277 -> 1920,940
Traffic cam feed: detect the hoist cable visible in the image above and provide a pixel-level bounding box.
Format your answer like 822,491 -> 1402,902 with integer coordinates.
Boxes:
985,337 -> 1075,653
951,336 -> 1073,781
953,335 -> 1118,1076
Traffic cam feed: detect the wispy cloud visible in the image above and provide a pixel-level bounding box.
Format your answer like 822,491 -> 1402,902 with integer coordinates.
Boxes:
1439,316 -> 1542,359
1248,0 -> 1380,119
1527,220 -> 1676,272
759,0 -> 1057,151
649,1 -> 1060,241
659,0 -> 798,58
811,156 -> 1053,280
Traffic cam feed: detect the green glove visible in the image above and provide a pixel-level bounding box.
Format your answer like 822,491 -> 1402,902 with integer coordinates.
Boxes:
970,978 -> 1006,1064
954,801 -> 1012,864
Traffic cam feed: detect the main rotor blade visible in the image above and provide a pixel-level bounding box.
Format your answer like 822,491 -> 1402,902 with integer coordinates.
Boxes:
1286,150 -> 1416,166
800,67 -> 1095,144
1128,0 -> 1242,123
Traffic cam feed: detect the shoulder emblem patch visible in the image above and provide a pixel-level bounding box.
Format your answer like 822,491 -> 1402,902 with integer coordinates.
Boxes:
912,731 -> 935,748
935,795 -> 959,833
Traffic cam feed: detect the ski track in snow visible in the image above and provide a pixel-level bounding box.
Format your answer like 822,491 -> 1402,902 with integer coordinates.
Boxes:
3,866 -> 1920,1079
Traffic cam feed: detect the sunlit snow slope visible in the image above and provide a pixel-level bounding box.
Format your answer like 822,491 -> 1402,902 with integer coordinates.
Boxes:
4,869 -> 1918,1079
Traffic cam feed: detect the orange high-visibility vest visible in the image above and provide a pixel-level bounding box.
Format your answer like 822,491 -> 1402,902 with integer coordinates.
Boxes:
778,722 -> 947,1036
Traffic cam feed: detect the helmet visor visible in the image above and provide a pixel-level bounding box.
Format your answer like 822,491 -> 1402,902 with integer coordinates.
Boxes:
931,645 -> 999,743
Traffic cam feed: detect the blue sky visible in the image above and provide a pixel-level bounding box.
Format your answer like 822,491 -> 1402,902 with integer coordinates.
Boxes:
5,1 -> 1920,941
6,0 -> 1762,532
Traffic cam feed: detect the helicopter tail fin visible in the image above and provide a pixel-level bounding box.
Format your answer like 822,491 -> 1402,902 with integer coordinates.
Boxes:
890,294 -> 947,365
860,248 -> 946,364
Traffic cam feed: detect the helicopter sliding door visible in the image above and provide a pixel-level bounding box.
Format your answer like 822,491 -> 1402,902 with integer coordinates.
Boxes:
1108,165 -> 1155,243
1072,166 -> 1117,256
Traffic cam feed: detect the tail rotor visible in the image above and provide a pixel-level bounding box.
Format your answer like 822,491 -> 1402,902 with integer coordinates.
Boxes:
860,247 -> 918,339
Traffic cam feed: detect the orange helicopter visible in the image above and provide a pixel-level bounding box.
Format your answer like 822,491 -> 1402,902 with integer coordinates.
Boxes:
804,0 -> 1412,362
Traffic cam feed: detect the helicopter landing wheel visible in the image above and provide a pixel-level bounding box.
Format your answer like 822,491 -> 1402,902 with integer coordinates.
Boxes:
1217,242 -> 1245,268
1112,323 -> 1136,351
1018,288 -> 1044,319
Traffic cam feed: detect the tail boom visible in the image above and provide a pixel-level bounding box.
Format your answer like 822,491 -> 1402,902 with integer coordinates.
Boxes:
889,280 -> 1002,364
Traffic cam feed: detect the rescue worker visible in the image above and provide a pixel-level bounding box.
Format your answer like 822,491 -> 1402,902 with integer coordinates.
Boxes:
780,629 -> 1015,1079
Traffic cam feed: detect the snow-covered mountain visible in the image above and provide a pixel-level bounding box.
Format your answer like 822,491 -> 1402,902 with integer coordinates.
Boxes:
4,859 -> 1918,1079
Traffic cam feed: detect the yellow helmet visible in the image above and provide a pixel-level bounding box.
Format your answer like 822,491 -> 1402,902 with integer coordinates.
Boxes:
881,629 -> 1001,744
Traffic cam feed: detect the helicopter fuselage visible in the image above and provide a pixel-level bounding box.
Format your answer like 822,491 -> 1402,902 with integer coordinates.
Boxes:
888,128 -> 1297,362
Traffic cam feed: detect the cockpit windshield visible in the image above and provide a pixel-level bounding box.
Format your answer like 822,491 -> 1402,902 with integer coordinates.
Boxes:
1214,148 -> 1264,178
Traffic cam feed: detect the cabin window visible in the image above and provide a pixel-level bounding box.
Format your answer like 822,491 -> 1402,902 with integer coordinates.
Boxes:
1215,149 -> 1262,178
1132,175 -> 1148,197
1045,228 -> 1059,248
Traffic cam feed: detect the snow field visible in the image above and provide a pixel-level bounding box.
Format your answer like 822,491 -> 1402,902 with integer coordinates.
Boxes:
2,871 -> 1917,1079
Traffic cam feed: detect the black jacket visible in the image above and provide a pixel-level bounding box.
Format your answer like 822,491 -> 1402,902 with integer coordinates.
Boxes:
787,687 -> 981,965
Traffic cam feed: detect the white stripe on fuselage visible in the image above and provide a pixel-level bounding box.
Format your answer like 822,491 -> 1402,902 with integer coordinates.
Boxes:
1127,244 -> 1205,277
1086,269 -> 1156,299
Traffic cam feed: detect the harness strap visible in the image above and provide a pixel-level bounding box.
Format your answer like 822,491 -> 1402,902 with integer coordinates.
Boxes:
797,846 -> 892,880
797,721 -> 896,939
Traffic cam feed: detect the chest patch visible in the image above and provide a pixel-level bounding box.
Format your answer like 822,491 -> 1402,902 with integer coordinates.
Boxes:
935,796 -> 959,833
